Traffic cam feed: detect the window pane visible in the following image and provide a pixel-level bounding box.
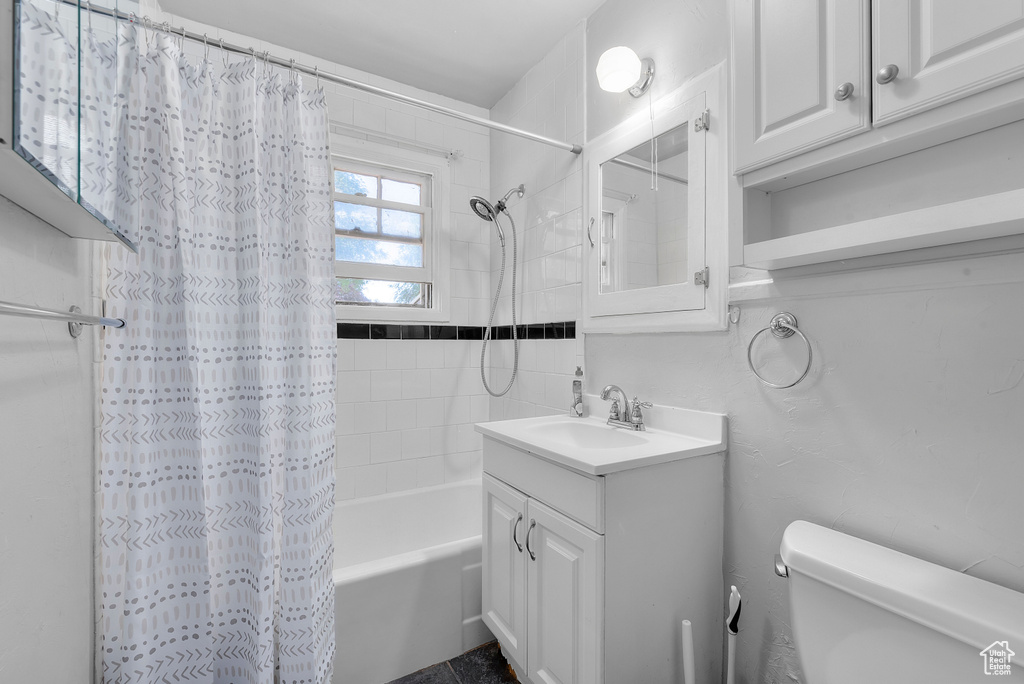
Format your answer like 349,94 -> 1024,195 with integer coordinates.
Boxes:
382,178 -> 421,205
335,278 -> 427,307
335,201 -> 379,233
336,236 -> 423,267
335,170 -> 379,197
381,209 -> 422,239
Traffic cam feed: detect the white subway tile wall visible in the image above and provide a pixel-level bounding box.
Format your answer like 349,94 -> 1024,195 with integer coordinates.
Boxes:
337,339 -> 486,499
488,22 -> 587,419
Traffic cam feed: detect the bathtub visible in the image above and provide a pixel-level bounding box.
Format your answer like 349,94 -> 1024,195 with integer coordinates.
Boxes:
332,480 -> 492,684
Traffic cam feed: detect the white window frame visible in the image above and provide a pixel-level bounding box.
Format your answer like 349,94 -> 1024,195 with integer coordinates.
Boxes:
331,135 -> 451,322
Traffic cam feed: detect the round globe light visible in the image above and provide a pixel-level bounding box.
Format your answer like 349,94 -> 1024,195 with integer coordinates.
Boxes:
596,46 -> 642,93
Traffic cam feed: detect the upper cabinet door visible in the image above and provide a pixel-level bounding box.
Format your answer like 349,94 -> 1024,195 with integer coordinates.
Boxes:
732,0 -> 871,174
873,0 -> 1024,125
482,475 -> 529,669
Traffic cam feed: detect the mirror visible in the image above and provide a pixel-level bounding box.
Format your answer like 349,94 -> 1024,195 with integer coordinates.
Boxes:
598,122 -> 690,293
583,64 -> 728,332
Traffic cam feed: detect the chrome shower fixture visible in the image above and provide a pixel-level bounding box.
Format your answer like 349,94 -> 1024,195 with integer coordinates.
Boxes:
469,184 -> 525,245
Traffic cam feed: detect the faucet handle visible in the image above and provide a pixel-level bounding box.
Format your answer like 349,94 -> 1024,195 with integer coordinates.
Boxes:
630,397 -> 653,424
608,399 -> 621,421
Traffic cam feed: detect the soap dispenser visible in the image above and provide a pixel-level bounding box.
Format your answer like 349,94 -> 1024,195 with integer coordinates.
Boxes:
570,366 -> 584,417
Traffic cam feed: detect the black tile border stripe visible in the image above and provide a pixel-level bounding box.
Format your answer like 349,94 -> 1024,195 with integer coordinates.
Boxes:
337,321 -> 577,341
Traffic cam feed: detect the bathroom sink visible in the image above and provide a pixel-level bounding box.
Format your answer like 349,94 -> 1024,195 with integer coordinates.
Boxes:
475,407 -> 726,476
525,419 -> 649,449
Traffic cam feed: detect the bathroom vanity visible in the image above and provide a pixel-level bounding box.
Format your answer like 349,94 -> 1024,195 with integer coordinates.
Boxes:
475,407 -> 727,684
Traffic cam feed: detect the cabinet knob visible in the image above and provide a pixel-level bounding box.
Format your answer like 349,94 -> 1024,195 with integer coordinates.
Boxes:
876,64 -> 899,85
833,82 -> 854,101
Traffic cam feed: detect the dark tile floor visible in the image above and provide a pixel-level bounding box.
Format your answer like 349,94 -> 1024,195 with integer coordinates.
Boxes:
387,641 -> 518,684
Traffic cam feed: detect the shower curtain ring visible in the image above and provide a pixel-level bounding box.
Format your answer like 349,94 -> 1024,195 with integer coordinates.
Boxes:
128,11 -> 135,23
220,38 -> 229,67
86,1 -> 93,31
203,33 -> 209,60
314,65 -> 320,89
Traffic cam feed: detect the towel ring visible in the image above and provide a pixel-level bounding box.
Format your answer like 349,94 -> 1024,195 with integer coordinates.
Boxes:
747,312 -> 812,389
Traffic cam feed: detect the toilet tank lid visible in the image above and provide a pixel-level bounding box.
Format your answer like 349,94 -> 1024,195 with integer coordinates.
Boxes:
780,521 -> 1024,652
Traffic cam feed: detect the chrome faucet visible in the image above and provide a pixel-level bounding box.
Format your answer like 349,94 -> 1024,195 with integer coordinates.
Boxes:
600,385 -> 650,431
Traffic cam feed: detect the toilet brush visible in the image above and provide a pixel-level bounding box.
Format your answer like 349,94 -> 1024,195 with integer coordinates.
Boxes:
725,585 -> 742,684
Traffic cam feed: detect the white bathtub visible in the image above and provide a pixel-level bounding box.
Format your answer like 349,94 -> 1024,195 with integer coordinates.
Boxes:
332,480 -> 492,684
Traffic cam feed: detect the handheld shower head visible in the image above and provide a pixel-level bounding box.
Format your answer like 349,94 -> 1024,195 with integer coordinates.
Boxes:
469,184 -> 525,246
469,196 -> 504,246
469,196 -> 496,222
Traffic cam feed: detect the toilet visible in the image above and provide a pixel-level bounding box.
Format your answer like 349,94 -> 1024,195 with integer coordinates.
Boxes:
779,520 -> 1024,683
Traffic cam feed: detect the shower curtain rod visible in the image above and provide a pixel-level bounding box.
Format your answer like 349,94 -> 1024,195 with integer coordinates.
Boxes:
0,299 -> 126,337
64,2 -> 583,155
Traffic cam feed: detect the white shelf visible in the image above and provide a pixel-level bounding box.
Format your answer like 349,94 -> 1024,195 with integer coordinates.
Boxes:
744,188 -> 1024,270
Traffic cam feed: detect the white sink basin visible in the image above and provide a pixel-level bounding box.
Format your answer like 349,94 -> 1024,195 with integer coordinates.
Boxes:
475,407 -> 726,476
526,419 -> 649,449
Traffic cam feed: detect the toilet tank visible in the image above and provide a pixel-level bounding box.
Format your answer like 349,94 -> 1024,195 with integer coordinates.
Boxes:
780,521 -> 1024,684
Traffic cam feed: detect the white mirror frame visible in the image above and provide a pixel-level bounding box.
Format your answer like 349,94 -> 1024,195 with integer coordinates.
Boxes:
582,62 -> 735,333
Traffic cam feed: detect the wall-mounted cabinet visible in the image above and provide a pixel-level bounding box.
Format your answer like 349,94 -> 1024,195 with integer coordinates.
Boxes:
583,63 -> 735,332
731,0 -> 1024,270
0,0 -> 136,249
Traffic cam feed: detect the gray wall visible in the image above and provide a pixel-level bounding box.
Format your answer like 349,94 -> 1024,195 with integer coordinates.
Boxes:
587,262 -> 1024,682
583,0 -> 1024,682
0,195 -> 97,682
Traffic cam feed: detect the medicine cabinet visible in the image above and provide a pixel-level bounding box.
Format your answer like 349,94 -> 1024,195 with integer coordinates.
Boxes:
583,63 -> 733,333
0,0 -> 136,249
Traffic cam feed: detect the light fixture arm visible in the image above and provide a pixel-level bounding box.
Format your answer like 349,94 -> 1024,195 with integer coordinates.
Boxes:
628,58 -> 655,98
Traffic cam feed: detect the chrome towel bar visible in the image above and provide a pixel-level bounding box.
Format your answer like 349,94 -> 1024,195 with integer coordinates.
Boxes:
0,300 -> 126,338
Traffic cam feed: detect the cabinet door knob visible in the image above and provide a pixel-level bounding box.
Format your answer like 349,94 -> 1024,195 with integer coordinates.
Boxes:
512,513 -> 524,552
833,82 -> 854,101
526,519 -> 537,561
876,64 -> 899,85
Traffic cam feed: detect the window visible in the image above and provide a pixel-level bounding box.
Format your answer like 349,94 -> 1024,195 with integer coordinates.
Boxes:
332,139 -> 450,321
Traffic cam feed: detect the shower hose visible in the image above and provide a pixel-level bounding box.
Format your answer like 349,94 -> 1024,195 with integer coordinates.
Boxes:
480,209 -> 519,397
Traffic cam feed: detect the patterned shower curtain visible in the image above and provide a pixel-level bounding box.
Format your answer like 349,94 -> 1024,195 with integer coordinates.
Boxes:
98,24 -> 336,684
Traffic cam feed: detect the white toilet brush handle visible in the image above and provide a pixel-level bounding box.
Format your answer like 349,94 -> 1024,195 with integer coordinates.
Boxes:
681,619 -> 695,684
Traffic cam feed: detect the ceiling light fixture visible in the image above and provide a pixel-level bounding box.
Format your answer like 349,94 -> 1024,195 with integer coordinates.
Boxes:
596,46 -> 655,97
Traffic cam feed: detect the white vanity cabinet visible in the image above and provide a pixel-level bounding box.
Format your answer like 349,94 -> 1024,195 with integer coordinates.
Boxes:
478,415 -> 726,684
484,474 -> 602,684
733,0 -> 1024,174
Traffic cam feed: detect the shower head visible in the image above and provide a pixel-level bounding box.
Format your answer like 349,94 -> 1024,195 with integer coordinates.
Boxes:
501,184 -> 526,204
469,196 -> 496,222
469,184 -> 525,246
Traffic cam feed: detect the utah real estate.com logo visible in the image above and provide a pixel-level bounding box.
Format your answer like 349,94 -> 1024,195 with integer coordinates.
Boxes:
981,641 -> 1015,676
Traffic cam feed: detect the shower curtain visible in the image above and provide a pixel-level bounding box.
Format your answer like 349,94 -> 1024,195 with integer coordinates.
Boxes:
97,24 -> 336,684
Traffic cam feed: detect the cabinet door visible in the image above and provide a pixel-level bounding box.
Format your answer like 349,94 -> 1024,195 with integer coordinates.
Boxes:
526,499 -> 603,684
482,474 -> 528,667
732,0 -> 871,173
873,1 -> 1024,125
